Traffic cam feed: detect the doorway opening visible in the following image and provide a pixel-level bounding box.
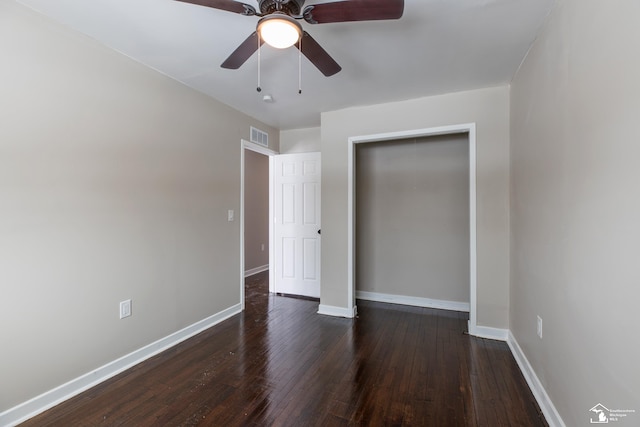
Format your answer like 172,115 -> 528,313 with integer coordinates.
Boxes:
240,140 -> 278,309
355,134 -> 470,310
348,123 -> 478,332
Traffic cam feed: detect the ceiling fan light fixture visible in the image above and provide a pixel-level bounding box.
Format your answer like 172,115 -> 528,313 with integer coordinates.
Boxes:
257,14 -> 302,49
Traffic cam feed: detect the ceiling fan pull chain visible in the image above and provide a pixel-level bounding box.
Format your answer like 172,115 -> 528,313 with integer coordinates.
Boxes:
298,36 -> 302,94
257,33 -> 262,92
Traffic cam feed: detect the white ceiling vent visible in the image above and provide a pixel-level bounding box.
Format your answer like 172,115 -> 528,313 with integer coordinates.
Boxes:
250,126 -> 269,147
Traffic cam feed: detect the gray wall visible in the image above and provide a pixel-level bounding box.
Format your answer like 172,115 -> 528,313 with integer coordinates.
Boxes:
244,149 -> 269,272
0,0 -> 278,411
356,135 -> 469,303
510,0 -> 640,424
321,86 -> 510,328
279,127 -> 321,154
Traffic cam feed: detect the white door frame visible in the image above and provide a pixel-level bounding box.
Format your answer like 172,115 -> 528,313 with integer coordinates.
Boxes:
240,140 -> 278,310
347,123 -> 478,333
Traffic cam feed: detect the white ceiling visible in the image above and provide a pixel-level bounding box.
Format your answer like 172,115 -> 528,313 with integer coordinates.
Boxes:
16,0 -> 555,130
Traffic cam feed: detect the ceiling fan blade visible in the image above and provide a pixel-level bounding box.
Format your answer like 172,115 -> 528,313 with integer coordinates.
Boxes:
221,32 -> 264,69
303,0 -> 404,24
297,32 -> 341,77
175,0 -> 256,16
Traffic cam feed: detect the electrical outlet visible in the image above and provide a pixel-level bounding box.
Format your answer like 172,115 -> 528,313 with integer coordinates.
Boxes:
536,315 -> 543,339
261,243 -> 265,251
120,299 -> 132,319
228,210 -> 234,222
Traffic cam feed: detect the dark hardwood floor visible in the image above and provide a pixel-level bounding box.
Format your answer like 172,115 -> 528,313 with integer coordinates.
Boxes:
21,271 -> 547,426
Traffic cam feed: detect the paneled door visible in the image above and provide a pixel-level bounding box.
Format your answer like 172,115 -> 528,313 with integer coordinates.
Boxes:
274,152 -> 321,298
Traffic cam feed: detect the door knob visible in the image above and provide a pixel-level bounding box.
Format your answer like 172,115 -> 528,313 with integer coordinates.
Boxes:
317,229 -> 321,235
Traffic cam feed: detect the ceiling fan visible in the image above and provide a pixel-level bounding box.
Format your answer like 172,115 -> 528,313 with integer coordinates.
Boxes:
175,0 -> 405,77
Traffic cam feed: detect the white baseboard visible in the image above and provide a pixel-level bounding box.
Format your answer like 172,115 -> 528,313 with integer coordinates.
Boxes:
244,264 -> 269,277
468,322 -> 509,341
356,290 -> 470,312
317,304 -> 357,318
0,303 -> 242,427
1,303 -> 563,427
507,331 -> 565,427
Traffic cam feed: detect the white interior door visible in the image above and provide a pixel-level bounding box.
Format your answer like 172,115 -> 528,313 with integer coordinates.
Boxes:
274,152 -> 321,298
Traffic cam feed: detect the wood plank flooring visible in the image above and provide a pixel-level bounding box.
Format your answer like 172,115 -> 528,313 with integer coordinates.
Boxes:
20,271 -> 547,426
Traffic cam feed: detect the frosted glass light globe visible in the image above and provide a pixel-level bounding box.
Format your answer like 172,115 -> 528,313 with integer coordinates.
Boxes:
258,15 -> 302,49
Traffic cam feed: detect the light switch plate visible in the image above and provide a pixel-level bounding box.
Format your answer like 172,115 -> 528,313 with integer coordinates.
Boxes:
536,315 -> 542,339
120,299 -> 132,319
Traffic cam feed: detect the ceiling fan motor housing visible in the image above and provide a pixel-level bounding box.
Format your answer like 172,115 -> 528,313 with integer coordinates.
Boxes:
259,0 -> 306,16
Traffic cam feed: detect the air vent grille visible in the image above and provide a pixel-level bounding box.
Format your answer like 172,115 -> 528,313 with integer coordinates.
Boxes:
250,126 -> 269,147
